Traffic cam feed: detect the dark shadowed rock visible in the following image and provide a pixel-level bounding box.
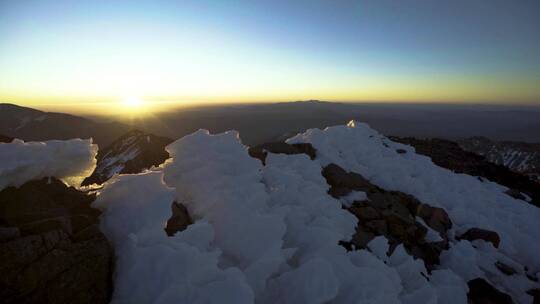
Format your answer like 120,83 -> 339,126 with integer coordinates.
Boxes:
248,142 -> 317,165
527,289 -> 540,304
457,228 -> 501,248
467,278 -> 514,304
82,130 -> 172,186
164,201 -> 192,236
0,178 -> 112,304
396,149 -> 407,154
495,261 -> 517,276
0,134 -> 13,143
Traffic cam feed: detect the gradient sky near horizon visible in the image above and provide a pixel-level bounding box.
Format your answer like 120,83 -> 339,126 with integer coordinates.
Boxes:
1,0 -> 539,111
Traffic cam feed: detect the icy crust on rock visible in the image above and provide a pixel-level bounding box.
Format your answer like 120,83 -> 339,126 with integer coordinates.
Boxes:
0,138 -> 97,190
288,120 -> 540,303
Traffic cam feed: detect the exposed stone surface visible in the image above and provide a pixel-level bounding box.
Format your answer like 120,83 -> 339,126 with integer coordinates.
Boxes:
467,278 -> 514,304
248,142 -> 317,165
457,228 -> 501,248
392,137 -> 540,207
164,201 -> 193,236
322,163 -> 451,268
0,178 -> 112,304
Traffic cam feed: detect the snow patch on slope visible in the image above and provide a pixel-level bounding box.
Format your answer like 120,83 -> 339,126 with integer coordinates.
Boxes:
0,138 -> 97,190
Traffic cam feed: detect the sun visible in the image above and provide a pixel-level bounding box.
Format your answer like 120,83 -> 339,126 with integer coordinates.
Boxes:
122,96 -> 144,108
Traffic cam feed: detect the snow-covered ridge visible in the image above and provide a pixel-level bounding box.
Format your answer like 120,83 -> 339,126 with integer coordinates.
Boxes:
0,138 -> 97,191
459,137 -> 540,182
93,121 -> 539,304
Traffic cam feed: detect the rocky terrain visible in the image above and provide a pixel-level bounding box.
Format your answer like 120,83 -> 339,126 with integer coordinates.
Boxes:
0,178 -> 112,304
392,137 -> 540,207
82,130 -> 172,186
459,137 -> 540,182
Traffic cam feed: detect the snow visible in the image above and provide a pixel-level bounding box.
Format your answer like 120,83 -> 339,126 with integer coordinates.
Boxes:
93,120 -> 539,303
0,138 -> 97,190
288,120 -> 540,303
93,171 -> 253,304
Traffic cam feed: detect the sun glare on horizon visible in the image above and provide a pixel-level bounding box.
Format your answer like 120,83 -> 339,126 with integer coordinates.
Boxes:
122,97 -> 143,108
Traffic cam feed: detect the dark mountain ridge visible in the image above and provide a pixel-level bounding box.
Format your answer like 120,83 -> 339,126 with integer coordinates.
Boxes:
0,103 -> 131,147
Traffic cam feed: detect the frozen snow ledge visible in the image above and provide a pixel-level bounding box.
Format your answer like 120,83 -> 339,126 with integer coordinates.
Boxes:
0,138 -> 97,190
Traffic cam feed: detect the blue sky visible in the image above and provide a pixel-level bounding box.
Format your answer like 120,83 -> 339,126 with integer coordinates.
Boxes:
1,0 -> 539,108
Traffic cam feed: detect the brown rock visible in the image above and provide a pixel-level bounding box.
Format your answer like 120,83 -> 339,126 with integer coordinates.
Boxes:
348,203 -> 380,221
248,142 -> 317,165
350,228 -> 376,249
457,228 -> 501,248
0,178 -> 112,304
164,201 -> 193,236
415,204 -> 452,234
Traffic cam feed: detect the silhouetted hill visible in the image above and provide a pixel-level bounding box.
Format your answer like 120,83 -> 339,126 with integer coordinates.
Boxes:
0,103 -> 131,147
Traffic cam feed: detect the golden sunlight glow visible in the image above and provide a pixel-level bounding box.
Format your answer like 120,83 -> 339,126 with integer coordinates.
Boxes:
122,96 -> 144,108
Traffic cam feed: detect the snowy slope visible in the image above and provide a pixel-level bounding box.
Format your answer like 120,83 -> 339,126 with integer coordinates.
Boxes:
82,130 -> 172,185
93,121 -> 540,304
459,137 -> 540,182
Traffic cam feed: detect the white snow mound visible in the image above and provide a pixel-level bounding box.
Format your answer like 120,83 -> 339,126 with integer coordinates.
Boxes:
0,138 -> 97,190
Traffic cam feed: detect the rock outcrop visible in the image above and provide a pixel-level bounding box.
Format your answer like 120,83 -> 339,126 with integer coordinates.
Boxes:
0,177 -> 112,304
164,201 -> 193,236
248,142 -> 316,165
82,130 -> 172,186
322,163 -> 451,269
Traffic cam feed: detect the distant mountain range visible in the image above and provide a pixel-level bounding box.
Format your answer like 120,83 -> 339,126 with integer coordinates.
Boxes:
2,101 -> 540,185
0,103 -> 131,147
459,137 -> 540,182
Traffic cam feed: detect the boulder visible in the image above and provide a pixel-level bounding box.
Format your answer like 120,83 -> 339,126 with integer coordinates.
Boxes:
164,201 -> 193,236
0,178 -> 112,304
248,142 -> 317,165
457,228 -> 501,248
